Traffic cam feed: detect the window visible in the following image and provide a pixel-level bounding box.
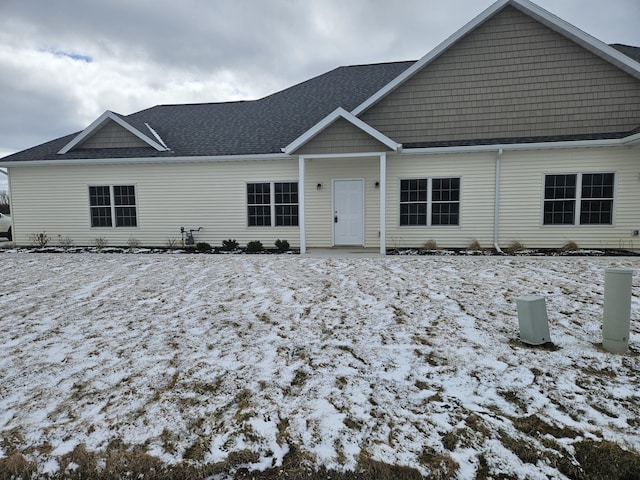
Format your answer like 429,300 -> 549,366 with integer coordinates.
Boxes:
400,177 -> 460,226
247,182 -> 298,227
543,173 -> 614,226
89,185 -> 137,228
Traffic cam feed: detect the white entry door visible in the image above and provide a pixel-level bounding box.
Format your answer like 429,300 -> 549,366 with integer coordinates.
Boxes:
333,179 -> 364,246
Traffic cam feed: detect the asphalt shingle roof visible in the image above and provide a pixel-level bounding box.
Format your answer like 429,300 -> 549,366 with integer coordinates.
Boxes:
1,61 -> 415,162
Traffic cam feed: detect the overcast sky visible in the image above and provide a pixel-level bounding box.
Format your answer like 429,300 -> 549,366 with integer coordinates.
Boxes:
0,0 -> 639,172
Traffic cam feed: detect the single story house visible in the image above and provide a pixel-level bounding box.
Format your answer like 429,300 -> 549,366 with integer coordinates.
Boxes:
1,0 -> 639,254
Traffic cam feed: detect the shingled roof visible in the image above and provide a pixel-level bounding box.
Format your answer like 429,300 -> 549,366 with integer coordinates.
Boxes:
1,61 -> 415,162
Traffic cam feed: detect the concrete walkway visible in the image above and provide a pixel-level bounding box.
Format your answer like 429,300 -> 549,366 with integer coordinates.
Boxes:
304,247 -> 382,258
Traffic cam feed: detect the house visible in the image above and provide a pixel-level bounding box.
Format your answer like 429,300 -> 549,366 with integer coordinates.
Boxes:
1,0 -> 639,254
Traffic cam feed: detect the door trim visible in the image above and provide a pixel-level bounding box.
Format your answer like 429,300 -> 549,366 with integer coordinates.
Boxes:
332,178 -> 365,246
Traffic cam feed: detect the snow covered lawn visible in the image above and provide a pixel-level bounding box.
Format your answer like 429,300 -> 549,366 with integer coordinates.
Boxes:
0,253 -> 639,479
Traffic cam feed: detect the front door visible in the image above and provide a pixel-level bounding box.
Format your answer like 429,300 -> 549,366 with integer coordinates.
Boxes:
333,179 -> 364,246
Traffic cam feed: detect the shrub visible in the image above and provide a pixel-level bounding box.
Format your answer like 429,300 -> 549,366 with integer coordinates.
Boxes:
467,239 -> 482,251
166,238 -> 179,249
127,237 -> 141,249
57,234 -> 74,247
29,231 -> 50,247
561,240 -> 579,251
275,239 -> 290,252
196,242 -> 212,252
93,237 -> 108,249
247,240 -> 263,253
222,239 -> 239,251
423,239 -> 438,250
507,240 -> 525,253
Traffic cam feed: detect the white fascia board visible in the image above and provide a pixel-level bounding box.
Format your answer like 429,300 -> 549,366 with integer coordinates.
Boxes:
57,110 -> 168,154
0,153 -> 291,168
283,107 -> 401,154
352,0 -> 510,116
400,135 -> 639,156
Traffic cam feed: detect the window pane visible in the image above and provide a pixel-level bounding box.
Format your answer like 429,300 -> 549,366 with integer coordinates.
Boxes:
544,175 -> 576,200
114,185 -> 136,206
582,173 -> 614,199
432,203 -> 460,226
89,186 -> 111,207
580,200 -> 612,225
91,207 -> 112,227
115,207 -> 137,227
275,205 -> 299,226
248,205 -> 271,226
543,200 -> 575,225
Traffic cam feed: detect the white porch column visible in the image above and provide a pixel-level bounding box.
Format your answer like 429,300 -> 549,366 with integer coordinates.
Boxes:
379,152 -> 387,255
298,156 -> 306,254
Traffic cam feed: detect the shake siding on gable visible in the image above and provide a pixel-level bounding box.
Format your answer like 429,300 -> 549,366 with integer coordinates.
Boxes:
78,120 -> 150,149
295,118 -> 391,155
8,160 -> 300,247
359,6 -> 640,144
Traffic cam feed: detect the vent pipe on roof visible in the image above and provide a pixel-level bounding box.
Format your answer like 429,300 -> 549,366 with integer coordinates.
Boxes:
494,148 -> 504,254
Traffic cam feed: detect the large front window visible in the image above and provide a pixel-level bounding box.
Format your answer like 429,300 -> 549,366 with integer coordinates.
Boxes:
247,182 -> 298,227
89,185 -> 137,228
400,177 -> 460,226
543,173 -> 614,225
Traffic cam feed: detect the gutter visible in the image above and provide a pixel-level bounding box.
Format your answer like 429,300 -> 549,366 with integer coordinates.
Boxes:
494,148 -> 504,254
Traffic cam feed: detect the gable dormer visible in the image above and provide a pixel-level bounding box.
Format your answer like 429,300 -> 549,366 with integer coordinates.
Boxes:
57,110 -> 168,154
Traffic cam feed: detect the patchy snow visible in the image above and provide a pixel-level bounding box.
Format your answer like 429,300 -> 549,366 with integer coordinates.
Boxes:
0,253 -> 639,478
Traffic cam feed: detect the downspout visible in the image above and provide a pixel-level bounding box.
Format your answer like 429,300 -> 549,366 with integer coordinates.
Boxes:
493,148 -> 503,254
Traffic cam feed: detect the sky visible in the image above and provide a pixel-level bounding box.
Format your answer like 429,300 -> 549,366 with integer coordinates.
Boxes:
0,0 -> 638,181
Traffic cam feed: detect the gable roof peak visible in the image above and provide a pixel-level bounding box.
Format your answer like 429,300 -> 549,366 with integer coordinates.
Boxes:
57,110 -> 169,154
352,0 -> 640,117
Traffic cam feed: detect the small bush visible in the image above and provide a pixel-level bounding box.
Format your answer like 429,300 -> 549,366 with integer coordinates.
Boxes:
423,239 -> 438,250
166,238 -> 179,249
507,240 -> 525,253
275,239 -> 290,252
561,240 -> 579,251
222,239 -> 239,251
196,242 -> 212,252
247,240 -> 264,253
29,231 -> 50,247
57,234 -> 74,247
467,239 -> 482,251
94,237 -> 108,249
126,237 -> 141,249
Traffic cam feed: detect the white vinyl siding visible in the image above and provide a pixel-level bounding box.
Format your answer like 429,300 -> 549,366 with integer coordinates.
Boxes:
498,147 -> 635,249
386,152 -> 495,249
8,160 -> 299,247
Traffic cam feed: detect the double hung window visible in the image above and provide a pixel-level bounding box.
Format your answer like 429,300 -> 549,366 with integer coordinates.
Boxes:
89,185 -> 137,227
399,177 -> 460,226
543,173 -> 614,225
247,182 -> 298,227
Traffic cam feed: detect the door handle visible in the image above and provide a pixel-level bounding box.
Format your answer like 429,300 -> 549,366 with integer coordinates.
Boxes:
334,212 -> 338,223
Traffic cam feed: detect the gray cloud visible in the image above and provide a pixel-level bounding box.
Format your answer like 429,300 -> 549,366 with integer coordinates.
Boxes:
0,0 -> 638,158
